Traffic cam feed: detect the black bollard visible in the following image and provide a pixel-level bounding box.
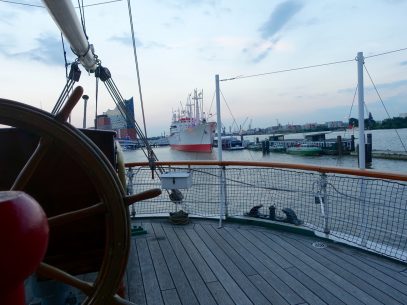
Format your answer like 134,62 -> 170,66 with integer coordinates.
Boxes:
351,135 -> 355,151
336,135 -> 342,156
366,133 -> 372,166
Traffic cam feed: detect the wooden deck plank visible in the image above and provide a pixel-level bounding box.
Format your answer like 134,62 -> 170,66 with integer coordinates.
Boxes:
194,224 -> 272,305
225,226 -> 323,305
126,219 -> 407,305
146,232 -> 175,291
150,222 -> 201,305
347,247 -> 407,273
219,229 -> 334,304
136,237 -> 165,305
162,289 -> 182,305
284,267 -> 345,305
206,281 -> 235,305
288,237 -> 406,305
183,226 -> 254,305
200,223 -> 258,276
235,228 -> 364,305
327,245 -> 407,287
320,240 -> 407,291
161,224 -> 218,305
126,239 -> 146,305
167,224 -> 217,283
247,274 -> 290,305
260,230 -> 383,305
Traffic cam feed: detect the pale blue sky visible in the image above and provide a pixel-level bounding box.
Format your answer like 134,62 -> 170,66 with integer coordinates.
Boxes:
0,0 -> 406,136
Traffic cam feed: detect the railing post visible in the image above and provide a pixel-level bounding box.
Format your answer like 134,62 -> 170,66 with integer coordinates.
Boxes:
218,165 -> 227,228
126,167 -> 135,218
319,173 -> 330,234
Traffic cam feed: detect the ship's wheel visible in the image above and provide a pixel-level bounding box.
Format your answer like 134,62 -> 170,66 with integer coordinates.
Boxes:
0,87 -> 159,305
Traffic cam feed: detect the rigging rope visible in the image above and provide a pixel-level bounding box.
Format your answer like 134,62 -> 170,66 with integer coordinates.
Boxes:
77,0 -> 88,40
220,89 -> 239,132
127,0 -> 148,139
365,47 -> 407,59
60,33 -> 69,79
363,64 -> 407,153
96,68 -> 163,174
221,58 -> 355,82
0,0 -> 123,8
220,47 -> 407,82
95,77 -> 99,129
208,90 -> 216,119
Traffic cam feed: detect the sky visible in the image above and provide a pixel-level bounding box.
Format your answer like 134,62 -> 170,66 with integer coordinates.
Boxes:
0,0 -> 407,136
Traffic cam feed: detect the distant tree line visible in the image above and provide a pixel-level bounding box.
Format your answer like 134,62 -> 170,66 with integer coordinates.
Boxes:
349,112 -> 407,130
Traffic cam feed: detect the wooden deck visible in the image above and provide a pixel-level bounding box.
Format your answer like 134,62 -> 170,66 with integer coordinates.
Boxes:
125,218 -> 407,305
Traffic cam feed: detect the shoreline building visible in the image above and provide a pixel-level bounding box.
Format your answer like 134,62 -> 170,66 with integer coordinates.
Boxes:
96,97 -> 137,140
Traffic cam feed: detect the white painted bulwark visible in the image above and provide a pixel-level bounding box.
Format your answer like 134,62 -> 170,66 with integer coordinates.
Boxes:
160,172 -> 192,189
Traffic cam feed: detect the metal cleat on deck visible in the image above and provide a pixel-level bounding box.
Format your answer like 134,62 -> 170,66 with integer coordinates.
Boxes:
246,204 -> 303,226
131,226 -> 147,236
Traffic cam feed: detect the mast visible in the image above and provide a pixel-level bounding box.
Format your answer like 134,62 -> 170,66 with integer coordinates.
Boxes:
193,89 -> 200,122
357,52 -> 365,169
42,0 -> 98,72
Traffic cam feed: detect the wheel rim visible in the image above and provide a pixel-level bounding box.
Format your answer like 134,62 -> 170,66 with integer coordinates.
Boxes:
0,97 -> 130,304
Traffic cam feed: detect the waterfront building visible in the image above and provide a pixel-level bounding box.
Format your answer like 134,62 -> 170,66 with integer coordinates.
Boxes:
96,98 -> 137,140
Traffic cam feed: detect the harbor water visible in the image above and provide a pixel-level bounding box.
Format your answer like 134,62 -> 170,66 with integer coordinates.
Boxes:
123,128 -> 407,174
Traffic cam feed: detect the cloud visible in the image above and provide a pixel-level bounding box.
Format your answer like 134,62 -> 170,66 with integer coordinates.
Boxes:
110,33 -> 142,47
156,0 -> 217,9
258,0 -> 304,39
7,34 -> 73,66
109,33 -> 171,50
338,79 -> 407,94
162,16 -> 183,28
400,61 -> 407,66
244,0 -> 304,63
144,41 -> 171,49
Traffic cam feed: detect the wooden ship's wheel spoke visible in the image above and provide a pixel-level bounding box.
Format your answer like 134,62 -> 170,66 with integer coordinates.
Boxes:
36,263 -> 134,305
0,87 -> 163,304
47,188 -> 162,228
11,137 -> 52,191
47,202 -> 106,227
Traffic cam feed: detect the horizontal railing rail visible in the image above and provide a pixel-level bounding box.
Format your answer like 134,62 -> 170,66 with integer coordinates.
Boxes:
125,160 -> 407,262
126,160 -> 407,181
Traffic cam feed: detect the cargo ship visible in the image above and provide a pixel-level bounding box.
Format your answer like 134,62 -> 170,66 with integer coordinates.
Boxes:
168,89 -> 216,152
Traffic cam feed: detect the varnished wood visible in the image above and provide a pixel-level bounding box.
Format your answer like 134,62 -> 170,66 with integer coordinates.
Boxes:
125,188 -> 162,206
48,202 -> 106,227
11,137 -> 52,191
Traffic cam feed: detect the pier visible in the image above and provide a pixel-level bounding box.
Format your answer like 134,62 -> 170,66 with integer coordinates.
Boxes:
351,150 -> 407,161
246,132 -> 355,156
117,137 -> 169,149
